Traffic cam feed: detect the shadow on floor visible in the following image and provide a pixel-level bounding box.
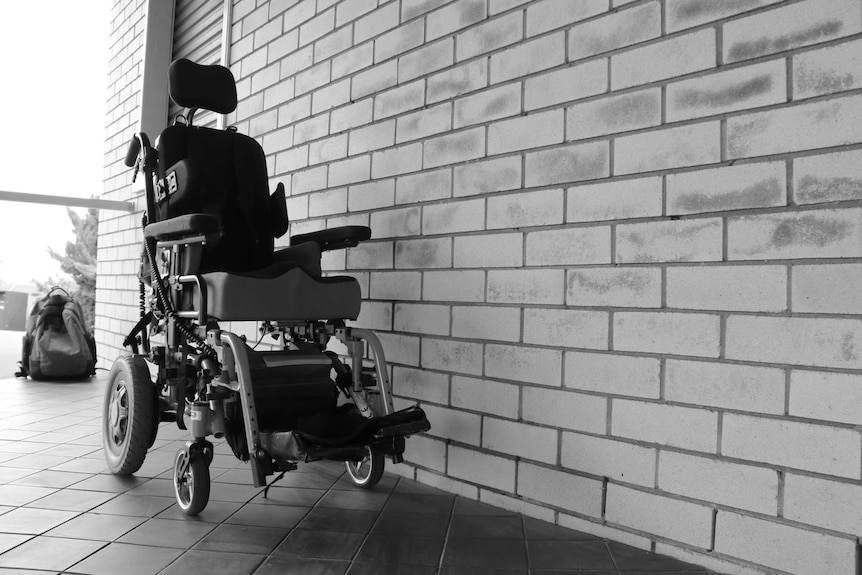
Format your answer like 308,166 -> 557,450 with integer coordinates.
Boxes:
0,374 -> 716,574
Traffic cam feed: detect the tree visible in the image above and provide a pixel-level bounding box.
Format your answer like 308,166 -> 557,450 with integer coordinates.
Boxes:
41,207 -> 98,331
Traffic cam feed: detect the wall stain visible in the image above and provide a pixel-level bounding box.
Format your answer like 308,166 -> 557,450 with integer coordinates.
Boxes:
727,115 -> 771,157
770,214 -> 850,248
795,66 -> 856,96
396,241 -> 443,268
459,0 -> 486,24
796,175 -> 862,202
728,20 -> 842,61
467,166 -> 519,194
674,76 -> 773,109
569,270 -> 651,295
594,92 -> 659,129
532,145 -> 608,185
841,332 -> 859,362
673,177 -> 782,212
405,0 -> 448,20
674,0 -> 752,21
484,93 -> 515,117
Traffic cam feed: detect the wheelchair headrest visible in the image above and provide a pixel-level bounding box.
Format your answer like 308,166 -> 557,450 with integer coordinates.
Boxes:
169,58 -> 237,114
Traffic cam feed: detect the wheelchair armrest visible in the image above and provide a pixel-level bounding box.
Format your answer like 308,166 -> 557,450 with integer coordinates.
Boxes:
144,214 -> 220,241
291,226 -> 371,252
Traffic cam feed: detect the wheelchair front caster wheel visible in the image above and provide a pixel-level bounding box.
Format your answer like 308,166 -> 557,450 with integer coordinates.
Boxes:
345,446 -> 384,489
173,449 -> 210,515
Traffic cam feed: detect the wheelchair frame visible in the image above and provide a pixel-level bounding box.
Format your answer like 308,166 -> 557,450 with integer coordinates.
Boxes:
102,129 -> 421,515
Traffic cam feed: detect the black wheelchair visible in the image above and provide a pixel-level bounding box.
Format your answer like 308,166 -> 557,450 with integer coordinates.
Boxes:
102,58 -> 430,515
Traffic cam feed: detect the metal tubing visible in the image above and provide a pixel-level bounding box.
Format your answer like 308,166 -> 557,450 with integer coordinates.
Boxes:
349,328 -> 394,416
219,331 -> 267,487
0,190 -> 135,212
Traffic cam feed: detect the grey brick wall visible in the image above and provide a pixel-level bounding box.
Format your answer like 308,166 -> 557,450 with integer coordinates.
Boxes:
100,1 -> 862,572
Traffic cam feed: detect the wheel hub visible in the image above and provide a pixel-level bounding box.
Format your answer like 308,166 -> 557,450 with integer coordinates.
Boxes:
108,382 -> 129,446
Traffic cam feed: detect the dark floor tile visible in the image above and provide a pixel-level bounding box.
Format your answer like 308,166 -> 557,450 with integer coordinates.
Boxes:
274,529 -> 365,560
392,478 -> 448,496
622,572 -> 710,575
10,470 -> 88,489
91,494 -> 175,517
124,477 -> 174,497
157,549 -> 265,575
348,562 -> 437,575
117,517 -> 216,548
47,512 -> 146,541
317,488 -> 390,511
194,523 -> 289,555
335,473 -> 398,493
452,497 -> 520,516
155,499 -> 243,523
442,537 -> 528,569
449,514 -> 523,539
609,542 -> 708,572
385,493 -> 454,515
252,486 -> 326,507
0,536 -> 105,571
50,457 -> 110,474
207,481 -> 263,503
70,541 -> 183,575
225,503 -> 309,529
263,469 -> 339,489
528,540 -> 616,571
255,555 -> 350,575
0,508 -> 78,535
439,567 -> 528,575
356,534 -> 444,567
298,507 -> 379,534
2,453 -> 74,471
525,517 -> 600,541
69,474 -> 148,493
533,570 -> 616,575
212,468 -> 264,485
372,510 -> 450,538
25,488 -> 116,512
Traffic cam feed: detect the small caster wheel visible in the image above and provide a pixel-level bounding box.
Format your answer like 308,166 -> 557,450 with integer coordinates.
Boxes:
173,448 -> 210,515
345,446 -> 384,489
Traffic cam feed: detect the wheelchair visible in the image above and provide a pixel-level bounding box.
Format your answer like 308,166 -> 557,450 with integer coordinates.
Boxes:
102,58 -> 430,515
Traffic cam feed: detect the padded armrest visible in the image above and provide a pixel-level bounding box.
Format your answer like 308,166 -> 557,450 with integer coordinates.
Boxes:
291,226 -> 371,252
144,214 -> 219,241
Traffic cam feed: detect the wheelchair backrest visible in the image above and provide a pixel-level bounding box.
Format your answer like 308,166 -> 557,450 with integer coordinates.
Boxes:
154,59 -> 281,273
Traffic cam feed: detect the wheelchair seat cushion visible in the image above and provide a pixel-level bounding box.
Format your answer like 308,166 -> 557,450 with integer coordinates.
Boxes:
200,264 -> 361,321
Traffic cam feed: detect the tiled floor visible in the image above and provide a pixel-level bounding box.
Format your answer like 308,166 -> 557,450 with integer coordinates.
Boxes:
0,373 -> 715,575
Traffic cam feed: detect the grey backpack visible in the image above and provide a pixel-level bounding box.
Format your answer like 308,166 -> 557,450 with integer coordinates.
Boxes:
15,288 -> 96,380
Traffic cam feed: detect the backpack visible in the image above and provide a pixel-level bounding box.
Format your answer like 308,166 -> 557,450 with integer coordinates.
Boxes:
15,288 -> 96,381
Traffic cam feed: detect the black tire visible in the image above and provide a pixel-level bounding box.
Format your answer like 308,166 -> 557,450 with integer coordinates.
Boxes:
345,446 -> 385,489
174,449 -> 210,515
103,356 -> 157,475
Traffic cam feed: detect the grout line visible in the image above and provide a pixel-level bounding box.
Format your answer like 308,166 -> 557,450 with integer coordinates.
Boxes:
435,493 -> 459,574
345,472 -> 402,572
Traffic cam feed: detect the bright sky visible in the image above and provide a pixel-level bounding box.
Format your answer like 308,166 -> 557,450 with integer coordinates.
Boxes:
0,2 -> 111,286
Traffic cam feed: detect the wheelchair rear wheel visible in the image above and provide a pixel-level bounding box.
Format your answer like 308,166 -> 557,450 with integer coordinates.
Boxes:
345,446 -> 384,489
173,449 -> 210,515
103,356 -> 157,475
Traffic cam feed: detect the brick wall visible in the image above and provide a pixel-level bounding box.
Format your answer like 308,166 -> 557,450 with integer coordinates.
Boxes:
97,0 -> 148,364
99,0 -> 862,572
